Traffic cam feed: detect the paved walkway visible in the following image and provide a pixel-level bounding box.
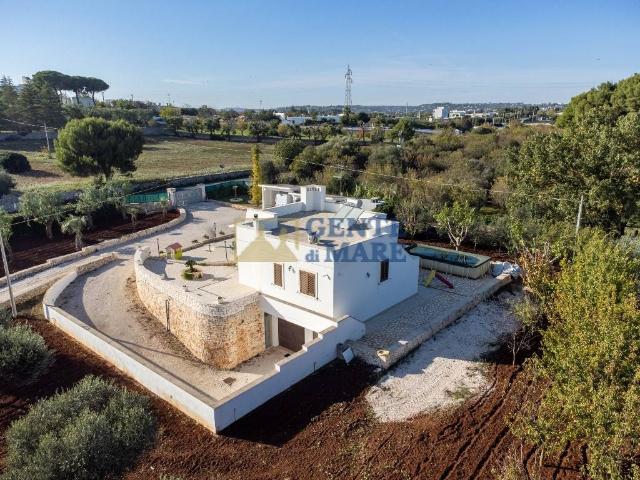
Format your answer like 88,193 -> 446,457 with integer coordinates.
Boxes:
0,201 -> 243,307
55,258 -> 288,401
351,271 -> 512,369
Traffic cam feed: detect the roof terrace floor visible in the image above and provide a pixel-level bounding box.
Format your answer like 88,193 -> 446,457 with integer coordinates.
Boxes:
271,210 -> 372,248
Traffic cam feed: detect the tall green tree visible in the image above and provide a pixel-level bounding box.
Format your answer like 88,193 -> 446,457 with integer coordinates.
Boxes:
250,145 -> 262,206
514,232 -> 640,479
0,76 -> 19,129
273,138 -> 304,170
19,189 -> 63,240
55,118 -> 143,178
248,120 -> 268,142
558,73 -> 640,128
83,77 -> 109,101
17,77 -> 65,127
508,110 -> 640,235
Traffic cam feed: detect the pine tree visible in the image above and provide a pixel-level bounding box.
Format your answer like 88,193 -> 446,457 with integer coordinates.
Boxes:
0,76 -> 19,129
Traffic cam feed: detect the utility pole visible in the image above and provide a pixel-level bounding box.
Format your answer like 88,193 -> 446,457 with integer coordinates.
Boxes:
43,121 -> 50,155
575,194 -> 584,235
0,230 -> 17,317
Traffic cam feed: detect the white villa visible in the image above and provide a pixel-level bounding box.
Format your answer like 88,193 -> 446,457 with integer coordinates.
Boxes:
128,184 -> 419,430
43,180 -> 507,434
236,184 -> 419,352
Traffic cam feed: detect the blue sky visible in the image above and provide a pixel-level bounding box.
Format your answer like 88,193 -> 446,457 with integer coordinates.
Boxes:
2,0 -> 639,107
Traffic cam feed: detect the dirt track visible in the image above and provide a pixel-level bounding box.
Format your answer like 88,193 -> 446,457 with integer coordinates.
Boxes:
0,312 -> 585,480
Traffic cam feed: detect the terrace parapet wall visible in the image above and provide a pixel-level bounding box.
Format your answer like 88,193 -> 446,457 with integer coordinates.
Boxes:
134,247 -> 264,369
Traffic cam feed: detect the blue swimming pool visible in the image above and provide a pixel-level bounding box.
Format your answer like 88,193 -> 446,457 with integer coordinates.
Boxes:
407,244 -> 491,279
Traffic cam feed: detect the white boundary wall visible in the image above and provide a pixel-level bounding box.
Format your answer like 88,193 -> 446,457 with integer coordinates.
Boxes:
43,257 -> 366,433
42,260 -> 220,431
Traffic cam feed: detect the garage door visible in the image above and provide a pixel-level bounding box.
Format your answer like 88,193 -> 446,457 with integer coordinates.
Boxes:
277,318 -> 305,352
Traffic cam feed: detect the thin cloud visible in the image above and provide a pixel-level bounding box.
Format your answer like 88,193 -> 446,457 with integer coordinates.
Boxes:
162,78 -> 205,86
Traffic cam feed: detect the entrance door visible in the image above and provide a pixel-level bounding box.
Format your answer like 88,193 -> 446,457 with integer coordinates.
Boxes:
277,317 -> 305,352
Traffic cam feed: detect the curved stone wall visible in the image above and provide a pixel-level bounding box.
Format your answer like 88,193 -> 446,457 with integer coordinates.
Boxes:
134,248 -> 264,369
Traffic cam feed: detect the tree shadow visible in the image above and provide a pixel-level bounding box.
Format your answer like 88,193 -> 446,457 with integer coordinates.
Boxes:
18,168 -> 63,180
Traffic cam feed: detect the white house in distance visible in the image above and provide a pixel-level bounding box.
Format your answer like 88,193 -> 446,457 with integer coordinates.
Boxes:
235,184 -> 419,352
274,112 -> 342,126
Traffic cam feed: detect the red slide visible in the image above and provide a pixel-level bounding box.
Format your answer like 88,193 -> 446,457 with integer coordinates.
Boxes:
435,272 -> 454,289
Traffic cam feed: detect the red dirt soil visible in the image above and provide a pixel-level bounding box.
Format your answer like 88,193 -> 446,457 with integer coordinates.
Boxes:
0,312 -> 585,480
0,210 -> 179,276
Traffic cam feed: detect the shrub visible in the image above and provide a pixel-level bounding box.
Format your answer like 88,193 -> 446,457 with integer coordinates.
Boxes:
0,152 -> 31,174
0,308 -> 11,328
2,375 -> 156,480
0,324 -> 52,386
0,169 -> 15,196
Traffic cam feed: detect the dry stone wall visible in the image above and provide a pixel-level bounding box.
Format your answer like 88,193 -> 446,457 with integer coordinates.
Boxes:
134,248 -> 264,369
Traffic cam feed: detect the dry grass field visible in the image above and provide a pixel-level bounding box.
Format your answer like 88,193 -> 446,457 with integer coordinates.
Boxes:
0,137 -> 270,191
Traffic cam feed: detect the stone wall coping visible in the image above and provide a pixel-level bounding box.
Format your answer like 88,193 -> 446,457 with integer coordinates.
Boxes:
135,243 -> 258,318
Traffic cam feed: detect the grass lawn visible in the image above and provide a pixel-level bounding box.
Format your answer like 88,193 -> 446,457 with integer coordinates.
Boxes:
0,136 -> 272,192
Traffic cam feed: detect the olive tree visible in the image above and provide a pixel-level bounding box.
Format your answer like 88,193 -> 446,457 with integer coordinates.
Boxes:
513,231 -> 640,479
75,184 -> 104,229
0,208 -> 13,259
434,200 -> 476,250
61,215 -> 87,251
20,189 -> 64,240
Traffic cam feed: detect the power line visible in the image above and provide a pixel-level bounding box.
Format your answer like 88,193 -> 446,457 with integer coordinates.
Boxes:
289,157 -> 583,204
0,117 -> 58,130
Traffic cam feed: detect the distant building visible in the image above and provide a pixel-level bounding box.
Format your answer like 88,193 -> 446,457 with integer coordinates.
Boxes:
61,94 -> 95,108
432,106 -> 449,120
448,109 -> 467,119
275,113 -> 308,126
275,112 -> 341,126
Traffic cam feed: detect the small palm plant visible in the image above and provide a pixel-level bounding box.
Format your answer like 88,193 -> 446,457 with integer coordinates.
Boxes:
61,215 -> 87,251
126,205 -> 142,227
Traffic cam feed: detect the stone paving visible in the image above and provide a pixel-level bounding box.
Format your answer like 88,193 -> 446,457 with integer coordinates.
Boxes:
350,269 -> 512,369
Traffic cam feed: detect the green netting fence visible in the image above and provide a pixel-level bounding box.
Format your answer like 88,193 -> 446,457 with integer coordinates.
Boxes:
126,191 -> 168,204
205,179 -> 250,200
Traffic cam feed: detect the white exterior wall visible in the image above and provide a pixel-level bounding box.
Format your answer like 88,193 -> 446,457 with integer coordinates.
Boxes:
237,185 -> 419,325
433,106 -> 449,119
237,232 -> 336,322
331,235 -> 419,321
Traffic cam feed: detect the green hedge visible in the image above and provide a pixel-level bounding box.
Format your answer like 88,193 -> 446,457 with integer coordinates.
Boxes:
2,375 -> 156,480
